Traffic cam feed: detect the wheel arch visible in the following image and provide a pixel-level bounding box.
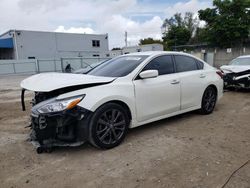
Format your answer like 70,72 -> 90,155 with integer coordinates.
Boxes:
102,100 -> 132,121
206,84 -> 218,98
87,100 -> 131,149
199,84 -> 218,115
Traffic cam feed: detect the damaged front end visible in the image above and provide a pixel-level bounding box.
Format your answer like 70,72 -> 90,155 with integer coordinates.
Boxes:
23,92 -> 91,154
223,70 -> 250,89
20,73 -> 116,153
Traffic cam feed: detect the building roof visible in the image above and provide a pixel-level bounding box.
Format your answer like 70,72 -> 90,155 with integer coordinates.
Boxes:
0,29 -> 108,37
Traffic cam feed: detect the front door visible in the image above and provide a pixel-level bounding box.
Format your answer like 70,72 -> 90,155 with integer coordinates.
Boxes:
133,55 -> 180,122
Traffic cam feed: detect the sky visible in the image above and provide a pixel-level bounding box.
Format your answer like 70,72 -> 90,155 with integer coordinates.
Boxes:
0,0 -> 212,49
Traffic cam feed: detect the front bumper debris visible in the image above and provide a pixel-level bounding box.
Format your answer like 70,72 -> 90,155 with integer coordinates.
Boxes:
29,106 -> 91,154
223,71 -> 250,89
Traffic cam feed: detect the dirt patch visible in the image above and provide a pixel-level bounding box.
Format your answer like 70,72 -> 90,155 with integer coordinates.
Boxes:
0,75 -> 249,188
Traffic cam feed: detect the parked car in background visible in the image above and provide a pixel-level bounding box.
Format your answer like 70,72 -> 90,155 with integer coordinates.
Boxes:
220,55 -> 250,89
73,59 -> 110,74
20,51 -> 223,153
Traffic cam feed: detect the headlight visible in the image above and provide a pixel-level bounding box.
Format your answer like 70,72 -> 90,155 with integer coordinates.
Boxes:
37,95 -> 84,114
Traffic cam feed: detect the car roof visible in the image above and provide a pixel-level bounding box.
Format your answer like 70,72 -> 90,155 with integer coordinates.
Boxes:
122,51 -> 193,57
237,55 -> 250,59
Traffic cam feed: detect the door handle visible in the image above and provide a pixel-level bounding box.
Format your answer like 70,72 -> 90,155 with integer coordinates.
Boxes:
200,74 -> 206,78
171,80 -> 180,84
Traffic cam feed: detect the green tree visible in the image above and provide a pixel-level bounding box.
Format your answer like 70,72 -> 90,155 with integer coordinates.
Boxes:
198,0 -> 250,47
162,12 -> 198,49
139,37 -> 163,45
162,26 -> 191,49
189,27 -> 209,44
184,12 -> 199,35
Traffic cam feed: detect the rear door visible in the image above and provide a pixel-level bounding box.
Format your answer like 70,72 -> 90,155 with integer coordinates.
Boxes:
133,55 -> 180,122
173,55 -> 207,110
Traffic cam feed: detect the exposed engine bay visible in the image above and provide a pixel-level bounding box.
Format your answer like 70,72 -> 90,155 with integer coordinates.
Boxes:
223,69 -> 250,89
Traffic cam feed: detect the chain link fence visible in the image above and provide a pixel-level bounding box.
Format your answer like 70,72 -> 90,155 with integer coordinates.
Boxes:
0,57 -> 110,75
60,57 -> 110,73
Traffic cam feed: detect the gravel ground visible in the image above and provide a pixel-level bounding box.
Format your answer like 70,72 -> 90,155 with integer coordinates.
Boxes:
0,75 -> 249,188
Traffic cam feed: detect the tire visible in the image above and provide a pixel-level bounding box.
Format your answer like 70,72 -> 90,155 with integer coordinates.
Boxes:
88,103 -> 129,149
199,86 -> 217,115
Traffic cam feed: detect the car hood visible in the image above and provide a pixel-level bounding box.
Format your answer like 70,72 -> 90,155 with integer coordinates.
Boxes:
20,72 -> 116,92
220,65 -> 250,73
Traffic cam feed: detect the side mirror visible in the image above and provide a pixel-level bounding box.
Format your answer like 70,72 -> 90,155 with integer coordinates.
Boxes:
139,70 -> 159,79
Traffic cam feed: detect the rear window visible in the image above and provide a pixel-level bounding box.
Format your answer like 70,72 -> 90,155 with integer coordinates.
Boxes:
196,60 -> 204,70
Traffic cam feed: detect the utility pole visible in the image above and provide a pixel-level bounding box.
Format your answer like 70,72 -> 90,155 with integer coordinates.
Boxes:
13,30 -> 19,60
174,34 -> 177,51
125,31 -> 128,47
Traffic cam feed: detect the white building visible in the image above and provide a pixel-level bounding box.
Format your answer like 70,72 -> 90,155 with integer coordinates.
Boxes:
0,30 -> 110,59
110,43 -> 164,57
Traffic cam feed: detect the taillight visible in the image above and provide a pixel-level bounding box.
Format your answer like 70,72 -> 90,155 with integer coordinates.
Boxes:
216,70 -> 224,79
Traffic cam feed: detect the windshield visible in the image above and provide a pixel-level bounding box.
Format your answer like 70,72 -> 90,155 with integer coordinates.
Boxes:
87,55 -> 148,77
230,57 -> 250,66
73,59 -> 110,74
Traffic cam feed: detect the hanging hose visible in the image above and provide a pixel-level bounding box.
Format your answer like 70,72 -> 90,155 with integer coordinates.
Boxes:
21,89 -> 26,111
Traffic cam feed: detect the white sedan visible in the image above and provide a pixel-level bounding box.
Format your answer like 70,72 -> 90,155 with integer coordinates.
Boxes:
21,51 -> 223,153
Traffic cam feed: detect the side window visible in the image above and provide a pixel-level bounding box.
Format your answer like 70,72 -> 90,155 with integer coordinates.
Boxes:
142,55 -> 174,75
174,55 -> 198,72
196,60 -> 204,70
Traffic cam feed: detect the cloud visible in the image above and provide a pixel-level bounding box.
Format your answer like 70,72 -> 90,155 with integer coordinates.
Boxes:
165,0 -> 212,17
122,16 -> 163,45
98,15 -> 163,47
18,0 -> 71,12
55,26 -> 94,34
53,15 -> 163,48
0,0 -> 212,48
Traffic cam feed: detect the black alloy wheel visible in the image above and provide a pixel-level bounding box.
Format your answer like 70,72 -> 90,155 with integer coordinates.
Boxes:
200,86 -> 217,114
88,103 -> 129,149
